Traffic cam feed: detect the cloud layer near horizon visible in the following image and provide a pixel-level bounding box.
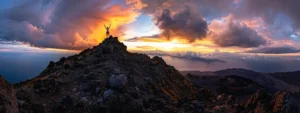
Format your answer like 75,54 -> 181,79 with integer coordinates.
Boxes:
247,46 -> 300,54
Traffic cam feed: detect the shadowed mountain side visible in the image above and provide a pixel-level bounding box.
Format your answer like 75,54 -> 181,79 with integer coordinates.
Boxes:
186,74 -> 264,96
271,71 -> 300,86
183,70 -> 300,113
0,75 -> 18,113
14,36 -> 203,113
182,69 -> 300,93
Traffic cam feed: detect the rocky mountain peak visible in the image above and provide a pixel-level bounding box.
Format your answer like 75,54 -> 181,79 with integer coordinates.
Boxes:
1,35 -> 300,113
13,36 -> 202,113
94,36 -> 127,54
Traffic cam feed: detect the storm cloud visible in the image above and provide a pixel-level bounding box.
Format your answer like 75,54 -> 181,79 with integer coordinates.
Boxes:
209,15 -> 267,48
140,0 -> 234,18
246,46 -> 300,54
138,0 -> 300,46
1,0 -> 300,51
140,50 -> 226,64
125,34 -> 161,42
0,0 -> 138,50
139,0 -> 236,42
155,7 -> 208,42
237,0 -> 300,30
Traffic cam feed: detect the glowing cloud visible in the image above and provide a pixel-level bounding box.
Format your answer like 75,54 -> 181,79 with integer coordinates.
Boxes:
209,15 -> 267,48
0,0 -> 140,50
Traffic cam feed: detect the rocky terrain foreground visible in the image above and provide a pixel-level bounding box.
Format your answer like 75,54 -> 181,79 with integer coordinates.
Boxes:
0,36 -> 300,113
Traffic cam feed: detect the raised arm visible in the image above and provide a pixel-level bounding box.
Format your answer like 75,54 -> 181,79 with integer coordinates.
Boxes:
108,24 -> 111,28
104,24 -> 107,28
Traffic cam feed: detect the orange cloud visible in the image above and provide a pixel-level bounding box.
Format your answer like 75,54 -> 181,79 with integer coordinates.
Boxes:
126,0 -> 148,10
0,0 -> 140,50
87,5 -> 140,45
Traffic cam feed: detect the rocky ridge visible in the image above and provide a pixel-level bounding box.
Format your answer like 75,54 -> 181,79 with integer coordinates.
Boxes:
14,36 -> 202,113
0,36 -> 299,113
184,72 -> 300,113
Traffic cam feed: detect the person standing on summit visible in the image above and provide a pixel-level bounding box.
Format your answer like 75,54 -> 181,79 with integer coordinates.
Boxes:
104,24 -> 111,38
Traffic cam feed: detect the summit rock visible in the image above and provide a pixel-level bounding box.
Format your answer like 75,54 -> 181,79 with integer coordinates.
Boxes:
14,36 -> 201,113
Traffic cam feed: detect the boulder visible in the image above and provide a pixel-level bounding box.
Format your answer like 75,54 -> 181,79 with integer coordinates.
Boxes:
109,74 -> 127,89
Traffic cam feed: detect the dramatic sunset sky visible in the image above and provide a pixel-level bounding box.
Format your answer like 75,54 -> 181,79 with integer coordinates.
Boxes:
1,0 -> 300,82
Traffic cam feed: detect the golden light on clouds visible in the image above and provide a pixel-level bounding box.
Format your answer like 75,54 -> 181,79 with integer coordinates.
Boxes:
126,0 -> 148,10
85,5 -> 140,46
2,0 -> 298,57
124,41 -> 191,51
123,36 -> 242,53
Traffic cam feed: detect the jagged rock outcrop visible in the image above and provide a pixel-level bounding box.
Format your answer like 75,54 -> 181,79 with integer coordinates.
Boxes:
14,36 -> 201,113
185,72 -> 300,113
0,75 -> 18,113
242,89 -> 300,113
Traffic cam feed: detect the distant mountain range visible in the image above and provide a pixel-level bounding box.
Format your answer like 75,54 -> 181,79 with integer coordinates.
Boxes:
181,69 -> 300,93
0,36 -> 300,113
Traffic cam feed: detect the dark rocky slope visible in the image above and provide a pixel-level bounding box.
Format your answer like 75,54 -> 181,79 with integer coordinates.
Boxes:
184,70 -> 300,113
183,69 -> 300,93
243,89 -> 300,113
14,36 -> 202,113
187,74 -> 264,96
0,75 -> 18,113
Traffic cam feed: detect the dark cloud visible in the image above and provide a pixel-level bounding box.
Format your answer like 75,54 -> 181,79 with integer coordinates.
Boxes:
0,0 -> 137,50
140,0 -> 234,19
238,0 -> 300,30
140,0 -> 236,42
209,16 -> 267,48
0,40 -> 21,45
141,50 -> 226,64
155,7 -> 208,42
125,34 -> 161,42
141,0 -> 300,43
174,55 -> 226,64
246,46 -> 300,54
1,0 -> 300,50
171,51 -> 226,64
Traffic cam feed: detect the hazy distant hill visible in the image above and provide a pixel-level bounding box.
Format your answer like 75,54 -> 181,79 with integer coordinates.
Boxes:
182,69 -> 300,93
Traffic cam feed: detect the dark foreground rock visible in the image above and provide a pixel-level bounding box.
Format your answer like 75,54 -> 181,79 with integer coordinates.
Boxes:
242,89 -> 300,113
0,75 -> 18,113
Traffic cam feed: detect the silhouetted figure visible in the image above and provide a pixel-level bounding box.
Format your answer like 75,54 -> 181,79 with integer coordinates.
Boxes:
104,24 -> 111,38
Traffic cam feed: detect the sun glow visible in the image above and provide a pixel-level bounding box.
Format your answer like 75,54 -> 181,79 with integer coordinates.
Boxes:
79,4 -> 140,47
124,40 -> 192,51
124,37 -> 216,52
